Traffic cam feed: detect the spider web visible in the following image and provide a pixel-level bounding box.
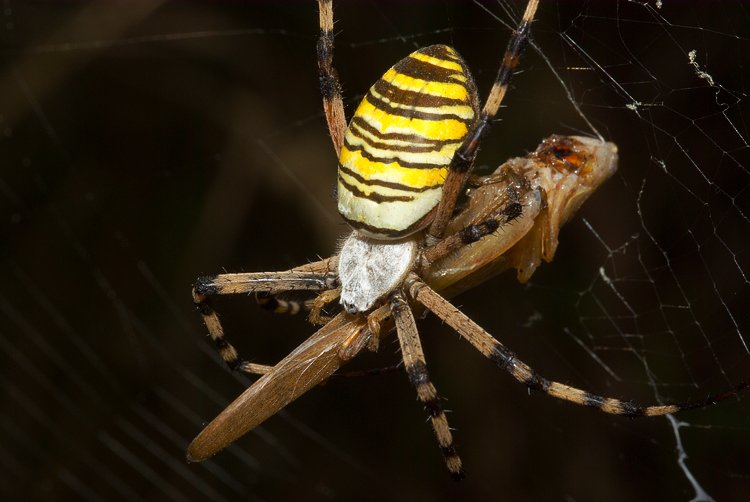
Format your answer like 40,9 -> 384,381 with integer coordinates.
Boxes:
1,1 -> 748,501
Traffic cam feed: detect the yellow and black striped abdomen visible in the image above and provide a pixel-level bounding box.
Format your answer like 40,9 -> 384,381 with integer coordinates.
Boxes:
337,45 -> 479,239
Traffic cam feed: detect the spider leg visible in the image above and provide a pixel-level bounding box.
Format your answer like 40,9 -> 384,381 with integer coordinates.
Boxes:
422,184 -> 522,266
428,0 -> 539,241
192,291 -> 270,375
390,291 -> 464,481
255,292 -> 309,315
308,287 -> 341,325
317,0 -> 347,157
252,257 -> 340,321
405,273 -> 749,417
254,286 -> 339,325
193,268 -> 338,374
194,270 -> 336,297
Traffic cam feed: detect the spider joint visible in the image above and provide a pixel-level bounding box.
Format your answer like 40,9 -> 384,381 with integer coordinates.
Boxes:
523,373 -> 547,393
615,400 -> 644,418
194,300 -> 213,316
194,275 -> 219,297
488,345 -> 515,370
322,273 -> 340,290
406,360 -> 431,388
403,272 -> 426,300
423,399 -> 444,419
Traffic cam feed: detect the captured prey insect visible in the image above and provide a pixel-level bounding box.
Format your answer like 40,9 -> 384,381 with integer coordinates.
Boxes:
188,0 -> 749,480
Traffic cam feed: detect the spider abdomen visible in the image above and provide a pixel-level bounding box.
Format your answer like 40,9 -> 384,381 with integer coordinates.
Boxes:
337,45 -> 479,239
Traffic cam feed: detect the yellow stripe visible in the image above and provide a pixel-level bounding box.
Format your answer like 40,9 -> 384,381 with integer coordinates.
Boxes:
369,87 -> 475,120
382,69 -> 468,99
340,147 -> 447,188
347,120 -> 416,149
355,99 -> 469,141
339,172 -> 417,201
346,123 -> 462,167
410,51 -> 463,72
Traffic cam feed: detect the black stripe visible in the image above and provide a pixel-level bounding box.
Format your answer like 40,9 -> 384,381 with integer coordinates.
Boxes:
488,341 -> 515,369
214,337 -> 230,352
372,78 -> 470,110
194,300 -> 213,317
343,140 -> 451,171
419,44 -> 461,62
522,372 -> 547,392
582,393 -> 644,417
395,60 -> 464,85
194,275 -> 219,296
350,116 -> 464,148
255,292 -> 278,311
364,93 -> 473,124
339,176 -> 414,204
582,393 -> 605,409
339,164 -> 443,194
340,209 -> 435,237
613,399 -> 644,418
422,397 -> 444,418
405,360 -> 429,383
394,46 -> 469,85
348,121 -> 451,155
496,22 -> 531,88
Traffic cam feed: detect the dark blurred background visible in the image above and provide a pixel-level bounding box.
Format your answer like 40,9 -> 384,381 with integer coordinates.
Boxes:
1,2 -> 749,501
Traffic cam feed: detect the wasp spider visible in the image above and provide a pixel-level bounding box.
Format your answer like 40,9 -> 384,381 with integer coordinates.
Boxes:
188,0 -> 748,480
